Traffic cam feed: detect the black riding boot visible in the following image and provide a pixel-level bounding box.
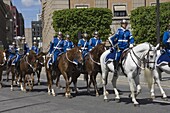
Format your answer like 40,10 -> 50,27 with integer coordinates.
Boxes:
113,61 -> 119,77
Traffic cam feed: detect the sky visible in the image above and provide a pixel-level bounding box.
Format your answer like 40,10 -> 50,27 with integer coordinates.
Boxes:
12,0 -> 41,28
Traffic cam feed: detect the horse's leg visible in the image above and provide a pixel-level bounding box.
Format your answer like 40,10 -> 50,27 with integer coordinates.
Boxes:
23,74 -> 27,92
6,67 -> 10,82
111,74 -> 120,100
37,68 -> 42,85
56,74 -> 62,89
127,74 -> 139,106
102,69 -> 109,101
152,70 -> 167,100
133,73 -> 141,96
91,72 -> 99,96
47,69 -> 55,96
0,70 -> 2,88
84,73 -> 90,94
62,72 -> 71,98
11,67 -> 15,91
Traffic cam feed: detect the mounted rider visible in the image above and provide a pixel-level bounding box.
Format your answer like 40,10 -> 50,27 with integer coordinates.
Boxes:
31,41 -> 39,55
7,42 -> 18,65
64,34 -> 74,52
109,19 -> 134,77
78,32 -> 89,58
89,31 -> 102,51
11,42 -> 20,66
22,37 -> 30,55
162,23 -> 170,56
49,31 -> 65,66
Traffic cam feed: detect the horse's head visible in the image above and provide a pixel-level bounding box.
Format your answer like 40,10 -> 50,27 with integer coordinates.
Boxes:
145,43 -> 159,70
27,50 -> 37,67
90,43 -> 106,59
36,52 -> 46,67
68,46 -> 83,64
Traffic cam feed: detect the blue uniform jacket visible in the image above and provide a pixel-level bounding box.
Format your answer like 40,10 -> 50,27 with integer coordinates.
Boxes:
31,46 -> 39,55
78,38 -> 89,57
110,27 -> 134,50
64,40 -> 74,52
163,31 -> 170,49
89,37 -> 102,51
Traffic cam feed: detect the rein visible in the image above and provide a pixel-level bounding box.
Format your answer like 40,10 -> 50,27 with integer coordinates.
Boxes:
65,52 -> 74,64
129,49 -> 145,70
129,44 -> 152,70
89,53 -> 100,65
25,55 -> 36,71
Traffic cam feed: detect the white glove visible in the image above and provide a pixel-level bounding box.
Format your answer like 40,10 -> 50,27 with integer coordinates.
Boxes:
129,44 -> 133,48
49,54 -> 52,57
16,48 -> 20,51
26,52 -> 29,55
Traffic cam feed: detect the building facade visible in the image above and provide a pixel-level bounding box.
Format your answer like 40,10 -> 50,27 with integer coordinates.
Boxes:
25,28 -> 32,47
0,0 -> 9,49
0,0 -> 25,49
41,0 -> 170,50
31,21 -> 42,49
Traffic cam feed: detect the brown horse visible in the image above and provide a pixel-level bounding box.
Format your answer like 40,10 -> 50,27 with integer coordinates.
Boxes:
45,46 -> 83,97
10,50 -> 37,91
0,50 -> 6,88
81,43 -> 106,96
35,52 -> 46,85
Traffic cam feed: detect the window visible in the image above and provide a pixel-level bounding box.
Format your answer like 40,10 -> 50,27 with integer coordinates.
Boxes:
113,5 -> 127,17
75,5 -> 88,8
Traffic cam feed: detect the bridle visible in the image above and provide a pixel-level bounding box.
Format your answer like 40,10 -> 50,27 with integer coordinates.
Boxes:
129,43 -> 155,70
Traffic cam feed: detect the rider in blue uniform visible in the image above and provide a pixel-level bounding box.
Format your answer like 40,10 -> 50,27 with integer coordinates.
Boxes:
11,42 -> 20,66
22,37 -> 30,55
64,34 -> 74,52
49,31 -> 65,66
89,31 -> 102,51
7,42 -> 17,65
109,19 -> 134,77
162,23 -> 170,56
31,42 -> 39,55
78,32 -> 89,58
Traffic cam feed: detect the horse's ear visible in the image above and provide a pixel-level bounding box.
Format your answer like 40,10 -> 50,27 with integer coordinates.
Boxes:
155,43 -> 160,50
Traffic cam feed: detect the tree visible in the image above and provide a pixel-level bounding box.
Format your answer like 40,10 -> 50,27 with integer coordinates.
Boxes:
130,2 -> 170,45
52,8 -> 112,43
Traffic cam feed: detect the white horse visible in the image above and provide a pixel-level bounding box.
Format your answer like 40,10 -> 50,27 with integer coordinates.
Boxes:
147,50 -> 168,100
100,42 -> 159,106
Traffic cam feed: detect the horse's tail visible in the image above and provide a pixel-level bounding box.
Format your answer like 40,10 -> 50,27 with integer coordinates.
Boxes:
144,68 -> 153,90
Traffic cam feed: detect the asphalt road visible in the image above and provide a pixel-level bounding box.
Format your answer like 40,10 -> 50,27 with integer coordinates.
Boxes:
0,69 -> 170,113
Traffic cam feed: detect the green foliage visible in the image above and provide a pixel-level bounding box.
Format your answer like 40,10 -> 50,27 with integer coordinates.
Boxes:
130,2 -> 170,45
52,8 -> 112,43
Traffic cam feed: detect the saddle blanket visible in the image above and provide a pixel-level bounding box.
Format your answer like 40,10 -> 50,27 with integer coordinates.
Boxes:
105,51 -> 115,63
157,53 -> 170,65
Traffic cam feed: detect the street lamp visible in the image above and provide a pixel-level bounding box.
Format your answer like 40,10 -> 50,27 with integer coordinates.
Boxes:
34,37 -> 37,40
156,0 -> 160,45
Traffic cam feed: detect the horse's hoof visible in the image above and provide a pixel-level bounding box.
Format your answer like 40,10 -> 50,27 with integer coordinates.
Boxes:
38,82 -> 41,86
163,97 -> 168,101
115,98 -> 120,103
151,96 -> 155,100
104,99 -> 109,102
48,92 -> 51,95
96,93 -> 99,97
134,104 -> 140,107
52,93 -> 56,97
0,85 -> 2,88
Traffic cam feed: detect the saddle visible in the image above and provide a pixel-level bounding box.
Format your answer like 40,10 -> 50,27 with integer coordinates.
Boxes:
157,51 -> 170,66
